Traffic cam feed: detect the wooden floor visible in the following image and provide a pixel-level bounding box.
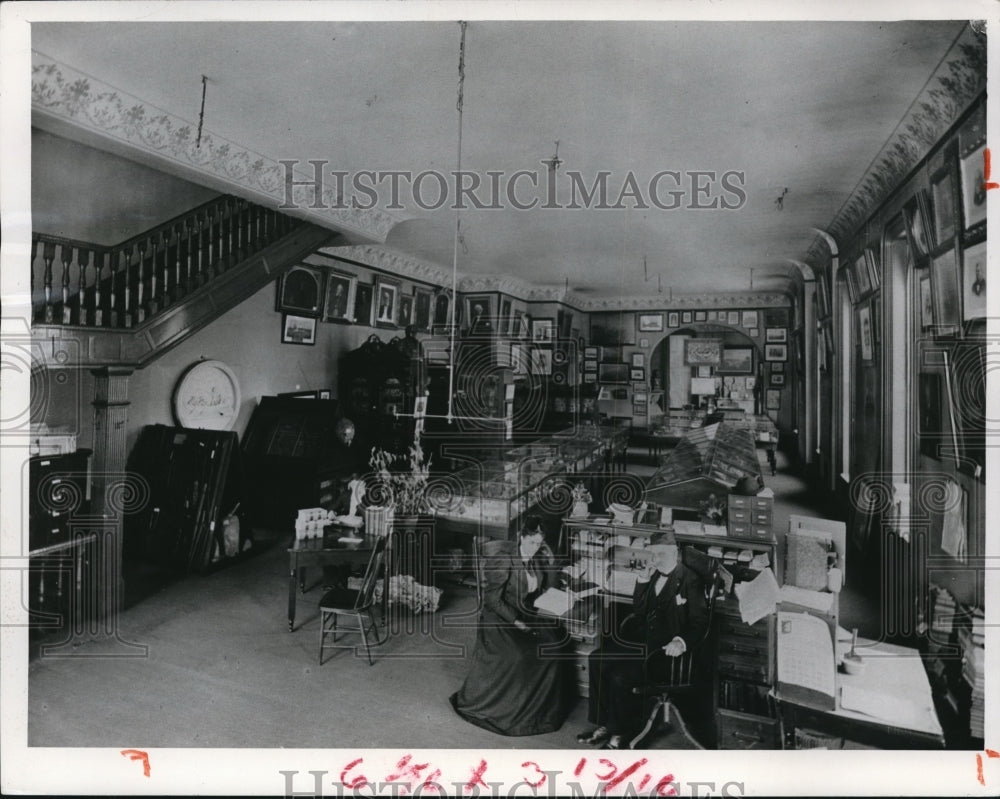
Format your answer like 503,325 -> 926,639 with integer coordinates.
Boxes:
27,447 -> 875,750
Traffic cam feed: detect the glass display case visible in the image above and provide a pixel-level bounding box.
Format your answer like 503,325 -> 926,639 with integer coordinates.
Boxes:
434,424 -> 629,538
643,421 -> 762,511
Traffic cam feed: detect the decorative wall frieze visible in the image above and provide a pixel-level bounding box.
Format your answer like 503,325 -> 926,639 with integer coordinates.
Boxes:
31,54 -> 401,243
809,24 -> 985,262
321,244 -> 455,286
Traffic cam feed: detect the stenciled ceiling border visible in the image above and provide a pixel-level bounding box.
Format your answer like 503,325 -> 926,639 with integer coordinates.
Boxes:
31,53 -> 400,244
809,23 -> 986,263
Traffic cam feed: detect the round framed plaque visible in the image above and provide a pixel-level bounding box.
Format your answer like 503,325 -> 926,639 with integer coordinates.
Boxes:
172,360 -> 241,431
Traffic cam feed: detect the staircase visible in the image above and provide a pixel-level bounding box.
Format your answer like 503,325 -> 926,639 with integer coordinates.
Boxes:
30,194 -> 335,368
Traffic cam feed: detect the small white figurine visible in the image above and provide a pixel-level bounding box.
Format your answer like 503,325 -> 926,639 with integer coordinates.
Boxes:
571,482 -> 592,518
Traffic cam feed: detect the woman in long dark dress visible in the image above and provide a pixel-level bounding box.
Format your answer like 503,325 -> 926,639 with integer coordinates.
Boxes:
450,519 -> 572,736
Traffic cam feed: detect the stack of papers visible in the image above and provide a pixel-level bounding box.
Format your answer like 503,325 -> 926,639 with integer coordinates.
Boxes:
734,567 -> 780,625
779,584 -> 835,614
958,625 -> 985,739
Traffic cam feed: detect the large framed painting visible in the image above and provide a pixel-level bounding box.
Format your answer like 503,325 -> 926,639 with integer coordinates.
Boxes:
353,282 -> 374,327
322,269 -> 356,323
414,287 -> 433,333
718,347 -> 754,374
930,246 -> 961,335
590,313 -> 636,347
961,240 -> 987,321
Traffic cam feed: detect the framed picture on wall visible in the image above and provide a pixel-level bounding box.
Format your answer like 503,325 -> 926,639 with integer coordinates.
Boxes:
584,346 -> 598,359
398,295 -> 414,328
918,371 -> 944,459
919,274 -> 934,330
903,190 -> 933,260
684,338 -> 723,366
960,145 -> 988,233
591,314 -> 636,346
583,372 -> 597,384
694,311 -> 707,323
558,309 -> 574,339
765,388 -> 781,411
281,313 -> 317,345
598,362 -> 629,384
858,303 -> 874,361
962,240 -> 987,321
864,248 -> 881,292
949,339 -> 986,478
771,374 -> 785,386
853,253 -> 872,298
639,338 -> 649,349
667,312 -> 680,328
844,262 -> 859,305
930,147 -> 958,248
681,311 -> 693,325
771,362 -> 784,373
322,269 -> 356,323
765,327 -> 787,343
583,360 -> 597,372
719,347 -> 754,374
464,294 -> 495,333
374,276 -> 400,328
930,246 -> 961,334
697,365 -> 712,378
530,346 -> 553,376
764,344 -> 787,362
726,311 -> 740,326
353,282 -> 374,327
414,287 -> 433,333
630,367 -> 645,382
638,313 -> 664,332
749,328 -> 759,338
741,310 -> 758,328
631,352 -> 645,368
432,289 -> 452,331
531,317 -> 555,343
499,297 -> 513,336
277,264 -> 326,317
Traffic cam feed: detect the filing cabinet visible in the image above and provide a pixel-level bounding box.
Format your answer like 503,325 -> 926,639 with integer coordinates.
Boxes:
728,494 -> 773,541
29,449 -> 92,551
713,593 -> 778,748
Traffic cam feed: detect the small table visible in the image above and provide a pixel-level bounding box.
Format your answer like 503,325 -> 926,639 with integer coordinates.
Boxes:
286,528 -> 387,632
773,636 -> 945,749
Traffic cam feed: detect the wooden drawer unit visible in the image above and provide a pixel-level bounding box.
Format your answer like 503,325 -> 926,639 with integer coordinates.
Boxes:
717,708 -> 780,749
573,640 -> 597,697
728,495 -> 773,539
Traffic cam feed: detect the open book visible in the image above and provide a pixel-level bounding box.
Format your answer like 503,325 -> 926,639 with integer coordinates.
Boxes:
534,586 -> 600,617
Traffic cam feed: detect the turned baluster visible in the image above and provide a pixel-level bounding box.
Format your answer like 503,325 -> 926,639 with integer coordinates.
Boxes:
149,235 -> 161,315
76,248 -> 89,325
235,198 -> 247,261
193,211 -> 206,286
60,245 -> 73,324
204,206 -> 216,276
219,197 -> 232,271
135,241 -> 147,324
121,246 -> 133,328
159,230 -> 171,307
93,250 -> 104,327
42,241 -> 56,324
180,219 -> 193,293
247,205 -> 259,251
108,248 -> 120,327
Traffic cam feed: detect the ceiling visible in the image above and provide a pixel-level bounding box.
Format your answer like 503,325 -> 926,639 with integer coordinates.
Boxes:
32,19 -> 966,299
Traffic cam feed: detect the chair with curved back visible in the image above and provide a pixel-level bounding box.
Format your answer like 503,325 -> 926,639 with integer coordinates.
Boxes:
318,535 -> 387,666
626,547 -> 722,749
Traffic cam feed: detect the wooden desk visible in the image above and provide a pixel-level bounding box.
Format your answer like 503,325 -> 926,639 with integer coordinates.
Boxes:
286,530 -> 387,632
774,636 -> 945,749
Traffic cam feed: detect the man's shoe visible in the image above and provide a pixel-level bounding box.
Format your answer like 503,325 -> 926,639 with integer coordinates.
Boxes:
602,735 -> 623,750
576,726 -> 610,745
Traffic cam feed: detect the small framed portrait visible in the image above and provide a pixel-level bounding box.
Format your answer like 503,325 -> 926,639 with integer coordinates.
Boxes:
741,310 -> 758,328
681,311 -> 693,325
598,362 -> 629,384
531,317 -> 556,343
765,327 -> 787,343
960,146 -> 987,234
638,313 -> 664,332
583,372 -> 597,384
318,389 -> 333,400
707,311 -> 717,321
374,276 -> 400,328
697,365 -> 712,378
853,253 -> 872,298
771,373 -> 786,386
857,303 -> 874,362
765,388 -> 781,411
631,352 -> 645,368
962,240 -> 987,321
583,360 -> 597,372
667,312 -> 680,328
398,294 -> 414,328
930,148 -> 958,248
464,294 -> 495,333
771,362 -> 784,373
282,313 -> 317,345
584,346 -> 598,359
904,190 -> 933,260
530,346 -> 553,375
684,338 -> 723,366
694,311 -> 707,323
864,248 -> 881,293
413,395 -> 428,417
277,264 -> 326,317
323,269 -> 356,323
630,367 -> 646,382
353,282 -> 374,327
930,246 -> 961,334
639,338 -> 650,349
726,311 -> 740,326
764,344 -> 787,362
432,289 -> 452,329
514,310 -> 530,339
414,287 -> 433,333
499,297 -> 513,336
920,274 -> 934,330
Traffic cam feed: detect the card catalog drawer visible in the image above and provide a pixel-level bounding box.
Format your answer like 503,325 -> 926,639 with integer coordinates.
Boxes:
717,709 -> 779,749
718,651 -> 771,683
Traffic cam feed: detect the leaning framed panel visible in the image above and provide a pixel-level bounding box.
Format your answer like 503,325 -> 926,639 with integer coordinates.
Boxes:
322,269 -> 356,323
930,245 -> 961,334
684,338 -> 723,366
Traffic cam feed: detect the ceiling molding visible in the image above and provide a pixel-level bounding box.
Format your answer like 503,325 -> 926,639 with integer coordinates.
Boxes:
319,244 -> 455,286
30,53 -> 401,244
823,25 -> 985,247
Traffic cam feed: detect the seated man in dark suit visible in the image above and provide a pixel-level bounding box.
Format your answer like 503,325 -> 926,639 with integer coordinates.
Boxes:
578,530 -> 709,749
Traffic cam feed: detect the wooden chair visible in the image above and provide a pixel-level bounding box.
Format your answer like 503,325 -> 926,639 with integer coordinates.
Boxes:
626,554 -> 722,749
318,535 -> 387,666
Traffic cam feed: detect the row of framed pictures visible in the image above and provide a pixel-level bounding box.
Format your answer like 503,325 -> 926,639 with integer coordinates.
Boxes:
920,239 -> 986,334
590,308 -> 790,347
